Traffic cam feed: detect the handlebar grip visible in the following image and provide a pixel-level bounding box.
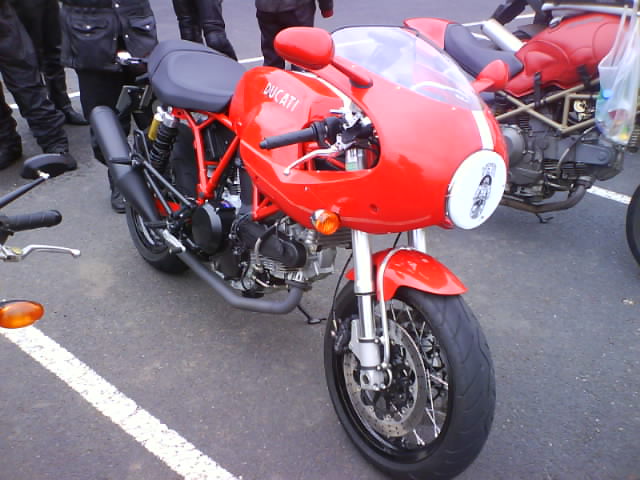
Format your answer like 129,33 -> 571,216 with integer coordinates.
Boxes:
259,126 -> 318,150
1,210 -> 62,232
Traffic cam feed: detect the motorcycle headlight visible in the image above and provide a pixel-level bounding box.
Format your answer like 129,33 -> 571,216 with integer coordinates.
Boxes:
446,150 -> 506,230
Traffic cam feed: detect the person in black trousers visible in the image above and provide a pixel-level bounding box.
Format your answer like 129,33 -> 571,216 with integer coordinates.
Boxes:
492,0 -> 551,26
255,0 -> 334,69
59,0 -> 158,212
10,0 -> 87,126
0,0 -> 75,171
171,0 -> 237,60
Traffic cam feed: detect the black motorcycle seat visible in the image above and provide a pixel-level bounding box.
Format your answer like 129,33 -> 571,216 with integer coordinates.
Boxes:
147,39 -> 245,113
444,24 -> 524,79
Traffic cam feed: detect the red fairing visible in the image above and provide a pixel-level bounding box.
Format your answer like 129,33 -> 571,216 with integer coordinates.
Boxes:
507,14 -> 620,96
346,249 -> 467,299
229,63 -> 500,234
404,17 -> 452,49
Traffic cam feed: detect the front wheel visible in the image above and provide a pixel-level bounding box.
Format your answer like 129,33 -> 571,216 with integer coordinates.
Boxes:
324,283 -> 495,480
626,184 -> 640,266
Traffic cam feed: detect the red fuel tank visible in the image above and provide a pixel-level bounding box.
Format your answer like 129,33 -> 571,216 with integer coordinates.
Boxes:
507,13 -> 620,96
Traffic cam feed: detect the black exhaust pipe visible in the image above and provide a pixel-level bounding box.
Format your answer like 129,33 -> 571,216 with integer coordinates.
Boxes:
501,183 -> 587,214
89,106 -> 160,222
176,248 -> 304,314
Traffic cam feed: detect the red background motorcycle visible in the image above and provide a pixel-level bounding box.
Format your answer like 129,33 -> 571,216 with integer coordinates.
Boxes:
406,0 -> 640,266
91,25 -> 508,479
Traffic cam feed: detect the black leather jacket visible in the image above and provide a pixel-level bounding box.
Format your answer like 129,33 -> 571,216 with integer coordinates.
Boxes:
59,0 -> 157,71
255,0 -> 333,14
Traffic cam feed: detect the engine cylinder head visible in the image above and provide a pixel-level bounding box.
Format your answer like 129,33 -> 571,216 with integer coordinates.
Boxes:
501,124 -> 527,166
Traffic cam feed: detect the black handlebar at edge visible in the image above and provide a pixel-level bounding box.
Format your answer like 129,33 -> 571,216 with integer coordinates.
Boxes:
0,210 -> 62,233
259,117 -> 345,150
259,126 -> 318,150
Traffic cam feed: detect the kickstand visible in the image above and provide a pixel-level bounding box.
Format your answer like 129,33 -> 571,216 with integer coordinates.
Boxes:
297,304 -> 324,325
535,213 -> 554,224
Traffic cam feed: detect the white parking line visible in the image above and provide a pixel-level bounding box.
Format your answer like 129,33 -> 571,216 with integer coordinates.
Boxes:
1,326 -> 239,480
588,185 -> 631,205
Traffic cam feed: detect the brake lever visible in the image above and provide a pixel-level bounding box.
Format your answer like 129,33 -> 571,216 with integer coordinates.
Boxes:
283,140 -> 355,176
0,244 -> 81,262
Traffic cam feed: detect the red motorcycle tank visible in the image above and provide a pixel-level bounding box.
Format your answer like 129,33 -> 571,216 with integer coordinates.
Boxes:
507,13 -> 620,96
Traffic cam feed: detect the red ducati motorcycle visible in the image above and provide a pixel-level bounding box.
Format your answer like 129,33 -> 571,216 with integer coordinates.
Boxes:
406,0 -> 640,266
91,26 -> 508,479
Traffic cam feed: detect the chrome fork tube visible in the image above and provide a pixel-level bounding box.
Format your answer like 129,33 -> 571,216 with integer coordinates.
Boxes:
352,230 -> 375,335
350,230 -> 385,390
408,228 -> 428,253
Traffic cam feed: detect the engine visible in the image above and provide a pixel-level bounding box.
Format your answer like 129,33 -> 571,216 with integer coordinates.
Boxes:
500,100 -> 624,200
219,218 -> 351,295
189,162 -> 351,296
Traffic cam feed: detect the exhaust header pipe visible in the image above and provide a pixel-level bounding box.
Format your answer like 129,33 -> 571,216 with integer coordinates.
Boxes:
501,184 -> 587,214
176,248 -> 304,314
89,106 -> 160,222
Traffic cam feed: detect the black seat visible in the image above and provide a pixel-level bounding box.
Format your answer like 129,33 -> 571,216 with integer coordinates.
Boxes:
444,24 -> 524,79
147,39 -> 245,113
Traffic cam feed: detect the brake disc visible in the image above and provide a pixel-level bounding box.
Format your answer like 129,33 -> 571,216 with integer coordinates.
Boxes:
343,320 -> 427,437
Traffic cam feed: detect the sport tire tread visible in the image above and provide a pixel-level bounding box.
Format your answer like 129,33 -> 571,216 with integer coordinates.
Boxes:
325,283 -> 495,480
626,184 -> 640,266
125,204 -> 188,274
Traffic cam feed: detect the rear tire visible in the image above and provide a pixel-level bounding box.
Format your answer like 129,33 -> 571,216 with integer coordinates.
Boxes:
626,184 -> 640,267
325,282 -> 495,480
125,204 -> 187,274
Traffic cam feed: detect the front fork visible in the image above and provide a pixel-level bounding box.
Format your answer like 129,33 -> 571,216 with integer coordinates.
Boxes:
348,229 -> 427,391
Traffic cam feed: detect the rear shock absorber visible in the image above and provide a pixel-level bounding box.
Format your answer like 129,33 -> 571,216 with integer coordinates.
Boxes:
148,107 -> 179,174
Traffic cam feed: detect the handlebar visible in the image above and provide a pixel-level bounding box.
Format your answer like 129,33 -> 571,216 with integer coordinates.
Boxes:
260,116 -> 344,150
0,210 -> 62,233
260,125 -> 318,150
0,166 -> 79,262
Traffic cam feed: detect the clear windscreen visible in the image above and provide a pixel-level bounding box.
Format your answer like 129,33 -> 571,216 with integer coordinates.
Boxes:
332,26 -> 483,111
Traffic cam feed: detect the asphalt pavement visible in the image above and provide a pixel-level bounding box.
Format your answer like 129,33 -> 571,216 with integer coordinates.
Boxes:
1,1 -> 639,480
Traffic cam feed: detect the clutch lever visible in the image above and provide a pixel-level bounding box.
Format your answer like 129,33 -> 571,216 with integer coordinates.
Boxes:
283,140 -> 355,176
1,244 -> 81,262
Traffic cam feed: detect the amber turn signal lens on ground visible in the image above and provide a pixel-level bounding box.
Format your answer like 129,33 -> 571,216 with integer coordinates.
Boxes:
0,301 -> 44,329
311,209 -> 341,235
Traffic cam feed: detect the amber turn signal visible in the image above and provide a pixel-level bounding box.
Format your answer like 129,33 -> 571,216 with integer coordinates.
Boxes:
311,209 -> 341,235
0,301 -> 44,329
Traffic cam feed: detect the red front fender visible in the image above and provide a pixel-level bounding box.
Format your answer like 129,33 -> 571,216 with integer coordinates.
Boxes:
346,249 -> 466,301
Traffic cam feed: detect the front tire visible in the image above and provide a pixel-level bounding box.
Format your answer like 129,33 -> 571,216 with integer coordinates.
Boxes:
626,184 -> 640,266
325,283 -> 495,480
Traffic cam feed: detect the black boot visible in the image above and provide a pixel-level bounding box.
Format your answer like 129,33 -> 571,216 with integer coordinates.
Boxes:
44,145 -> 78,171
60,152 -> 78,171
203,31 -> 237,60
0,136 -> 22,170
108,170 -> 125,214
62,106 -> 89,126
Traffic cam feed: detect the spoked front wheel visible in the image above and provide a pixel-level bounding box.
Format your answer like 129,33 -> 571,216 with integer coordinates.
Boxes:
626,184 -> 640,266
325,283 -> 495,480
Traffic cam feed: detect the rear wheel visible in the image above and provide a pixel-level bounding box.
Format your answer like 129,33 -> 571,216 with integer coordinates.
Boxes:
325,283 -> 495,480
626,184 -> 640,266
125,203 -> 187,274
